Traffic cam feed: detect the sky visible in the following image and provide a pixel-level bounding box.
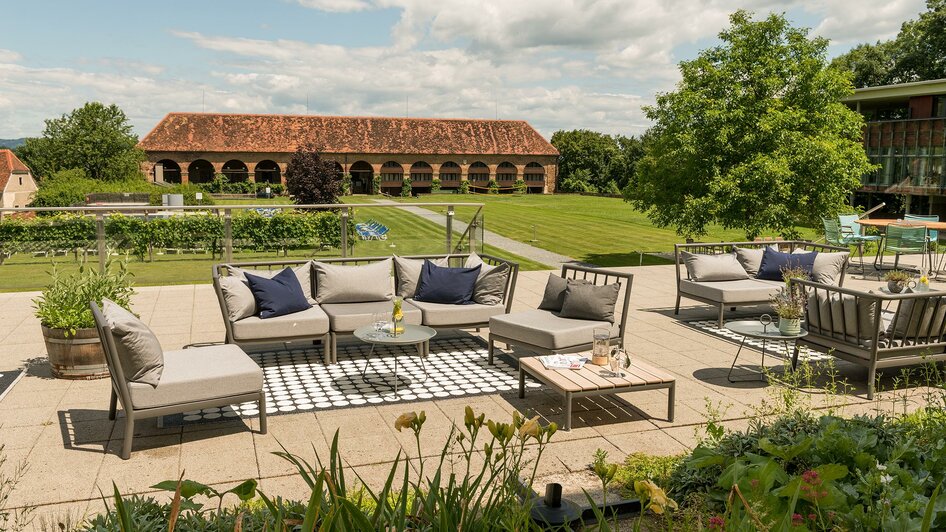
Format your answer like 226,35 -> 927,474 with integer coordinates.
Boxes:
0,0 -> 929,140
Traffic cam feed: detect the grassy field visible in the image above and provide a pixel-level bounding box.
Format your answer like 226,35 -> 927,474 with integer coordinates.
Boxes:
390,194 -> 819,267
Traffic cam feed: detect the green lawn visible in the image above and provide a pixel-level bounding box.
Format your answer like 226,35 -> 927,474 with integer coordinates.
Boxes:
388,194 -> 818,267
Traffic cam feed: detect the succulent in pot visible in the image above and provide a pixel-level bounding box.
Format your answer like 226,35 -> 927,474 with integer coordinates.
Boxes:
771,266 -> 808,335
883,270 -> 914,293
32,261 -> 135,379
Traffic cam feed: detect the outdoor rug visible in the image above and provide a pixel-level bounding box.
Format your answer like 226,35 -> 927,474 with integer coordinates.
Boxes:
166,336 -> 539,426
682,316 -> 833,363
0,369 -> 24,402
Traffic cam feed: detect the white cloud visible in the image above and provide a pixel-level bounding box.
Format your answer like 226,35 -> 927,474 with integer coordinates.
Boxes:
295,0 -> 373,12
0,49 -> 22,63
806,0 -> 925,44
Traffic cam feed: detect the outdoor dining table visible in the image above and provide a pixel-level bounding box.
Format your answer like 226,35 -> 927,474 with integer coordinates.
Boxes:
855,218 -> 946,274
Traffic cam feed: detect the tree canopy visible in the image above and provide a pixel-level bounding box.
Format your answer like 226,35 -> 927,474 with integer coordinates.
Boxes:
626,11 -> 874,240
285,146 -> 340,205
16,102 -> 144,181
831,0 -> 946,86
551,129 -> 643,194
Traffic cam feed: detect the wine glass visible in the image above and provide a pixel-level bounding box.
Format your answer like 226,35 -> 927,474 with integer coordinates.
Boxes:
609,348 -> 630,377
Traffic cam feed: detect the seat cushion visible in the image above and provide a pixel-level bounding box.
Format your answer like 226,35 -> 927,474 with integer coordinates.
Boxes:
407,299 -> 506,327
321,300 -> 422,332
806,290 -> 882,341
128,344 -> 262,409
681,251 -> 749,281
231,305 -> 330,341
679,278 -> 781,304
489,309 -> 619,350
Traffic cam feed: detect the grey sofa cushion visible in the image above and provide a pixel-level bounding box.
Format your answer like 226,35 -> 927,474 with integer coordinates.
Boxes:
228,263 -> 315,304
807,291 -> 882,341
103,299 -> 164,388
231,305 -> 330,341
314,259 -> 394,304
218,276 -> 257,322
793,250 -> 849,285
733,246 -> 776,276
489,309 -> 619,350
886,292 -> 946,340
465,254 -> 510,305
128,344 -> 262,409
679,278 -> 782,304
559,281 -> 620,323
394,256 -> 449,298
321,300 -> 422,332
538,274 -> 590,312
407,299 -> 506,327
681,252 -> 749,282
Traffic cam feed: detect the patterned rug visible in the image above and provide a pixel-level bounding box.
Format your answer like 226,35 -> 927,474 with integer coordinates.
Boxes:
0,369 -> 24,402
682,317 -> 833,363
166,336 -> 539,426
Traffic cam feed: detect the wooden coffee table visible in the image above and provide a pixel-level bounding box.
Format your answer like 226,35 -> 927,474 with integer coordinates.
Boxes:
518,357 -> 675,431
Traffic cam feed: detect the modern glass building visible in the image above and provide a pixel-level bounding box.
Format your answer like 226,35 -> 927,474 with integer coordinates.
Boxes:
843,79 -> 946,215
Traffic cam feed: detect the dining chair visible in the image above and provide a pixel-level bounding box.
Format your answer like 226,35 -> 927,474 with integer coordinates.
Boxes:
881,223 -> 931,273
905,214 -> 943,275
837,214 -> 882,272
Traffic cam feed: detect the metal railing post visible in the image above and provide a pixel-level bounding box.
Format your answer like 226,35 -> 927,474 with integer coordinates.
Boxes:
341,208 -> 349,258
445,205 -> 454,254
469,216 -> 477,253
224,209 -> 233,263
95,213 -> 106,273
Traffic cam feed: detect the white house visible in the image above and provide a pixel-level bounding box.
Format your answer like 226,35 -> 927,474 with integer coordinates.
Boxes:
0,149 -> 37,210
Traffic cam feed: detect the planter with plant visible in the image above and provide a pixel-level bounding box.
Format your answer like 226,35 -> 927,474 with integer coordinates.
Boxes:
884,270 -> 913,293
771,266 -> 808,335
33,262 -> 135,379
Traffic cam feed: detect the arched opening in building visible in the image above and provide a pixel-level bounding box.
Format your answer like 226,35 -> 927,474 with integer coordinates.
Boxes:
187,159 -> 215,184
381,161 -> 404,195
410,161 -> 432,192
349,161 -> 373,194
254,160 -> 281,184
154,159 -> 181,184
222,160 -> 249,182
525,162 -> 545,193
468,161 -> 489,189
439,161 -> 460,189
497,162 -> 517,184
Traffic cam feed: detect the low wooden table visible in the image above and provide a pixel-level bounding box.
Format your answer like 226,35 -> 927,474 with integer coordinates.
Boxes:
518,357 -> 675,431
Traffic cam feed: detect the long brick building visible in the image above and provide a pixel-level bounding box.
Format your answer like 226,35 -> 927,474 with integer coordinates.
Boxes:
137,113 -> 559,194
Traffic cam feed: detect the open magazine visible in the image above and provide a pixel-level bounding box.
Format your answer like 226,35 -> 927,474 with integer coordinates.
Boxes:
539,354 -> 589,370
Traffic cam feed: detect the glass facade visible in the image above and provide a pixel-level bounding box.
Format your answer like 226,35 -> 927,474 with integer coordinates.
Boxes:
862,118 -> 946,194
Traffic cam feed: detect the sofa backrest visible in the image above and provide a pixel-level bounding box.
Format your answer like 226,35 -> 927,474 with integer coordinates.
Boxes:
560,264 -> 634,341
673,241 -> 850,286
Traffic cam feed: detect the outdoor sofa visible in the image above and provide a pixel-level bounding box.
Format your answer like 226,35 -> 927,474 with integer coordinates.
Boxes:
212,253 -> 519,363
674,241 -> 851,327
790,278 -> 946,399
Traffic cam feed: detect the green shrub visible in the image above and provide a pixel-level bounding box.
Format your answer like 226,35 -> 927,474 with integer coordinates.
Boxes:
341,173 -> 352,196
488,179 -> 499,194
459,180 -> 470,194
372,174 -> 381,195
613,452 -> 685,496
30,169 -> 153,208
32,261 -> 135,335
400,177 -> 413,197
431,178 -> 442,192
513,179 -> 526,194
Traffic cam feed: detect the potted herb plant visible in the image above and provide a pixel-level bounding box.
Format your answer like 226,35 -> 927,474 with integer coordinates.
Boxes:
884,270 -> 914,293
33,262 -> 135,379
771,266 -> 808,335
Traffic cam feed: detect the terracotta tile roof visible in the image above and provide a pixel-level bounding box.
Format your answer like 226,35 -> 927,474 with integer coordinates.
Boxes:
0,149 -> 30,190
138,113 -> 559,156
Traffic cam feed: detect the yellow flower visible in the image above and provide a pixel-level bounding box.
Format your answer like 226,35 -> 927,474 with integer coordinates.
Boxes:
634,479 -> 678,515
920,275 -> 930,284
518,416 -> 541,440
394,412 -> 417,432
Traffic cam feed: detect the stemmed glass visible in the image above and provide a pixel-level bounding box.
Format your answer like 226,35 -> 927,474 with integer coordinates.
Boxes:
371,313 -> 387,338
608,347 -> 630,377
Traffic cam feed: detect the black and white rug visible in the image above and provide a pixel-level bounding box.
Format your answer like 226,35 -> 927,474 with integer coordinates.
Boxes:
683,317 -> 833,363
0,369 -> 24,402
167,337 -> 540,426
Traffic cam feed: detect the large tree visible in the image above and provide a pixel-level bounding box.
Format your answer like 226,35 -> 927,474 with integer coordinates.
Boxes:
285,146 -> 340,205
830,41 -> 897,88
17,102 -> 144,181
626,11 -> 874,240
551,129 -> 640,193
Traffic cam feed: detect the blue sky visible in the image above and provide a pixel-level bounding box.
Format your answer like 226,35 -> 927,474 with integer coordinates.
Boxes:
0,0 -> 928,139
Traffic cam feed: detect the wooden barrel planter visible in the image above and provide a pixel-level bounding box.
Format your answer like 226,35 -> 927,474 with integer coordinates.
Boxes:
41,326 -> 109,379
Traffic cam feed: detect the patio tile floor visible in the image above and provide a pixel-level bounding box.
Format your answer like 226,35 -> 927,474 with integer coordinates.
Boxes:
0,264 -> 940,522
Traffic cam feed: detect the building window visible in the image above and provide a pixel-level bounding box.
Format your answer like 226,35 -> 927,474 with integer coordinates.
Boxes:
935,96 -> 946,118
496,162 -> 516,182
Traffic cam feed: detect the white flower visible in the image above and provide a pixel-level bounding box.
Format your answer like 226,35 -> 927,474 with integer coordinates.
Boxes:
876,463 -> 887,471
880,474 -> 893,484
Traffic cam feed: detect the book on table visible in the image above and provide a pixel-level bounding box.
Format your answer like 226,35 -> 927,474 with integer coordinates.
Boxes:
539,354 -> 589,370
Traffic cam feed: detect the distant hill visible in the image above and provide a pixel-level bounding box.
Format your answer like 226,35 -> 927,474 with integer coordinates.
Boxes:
0,138 -> 26,149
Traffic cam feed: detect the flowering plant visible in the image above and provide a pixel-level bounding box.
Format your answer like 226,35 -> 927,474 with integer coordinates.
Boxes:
770,266 -> 808,319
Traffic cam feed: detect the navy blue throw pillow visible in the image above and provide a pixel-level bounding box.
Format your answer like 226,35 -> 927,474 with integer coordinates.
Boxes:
414,261 -> 481,305
756,248 -> 818,281
245,268 -> 312,319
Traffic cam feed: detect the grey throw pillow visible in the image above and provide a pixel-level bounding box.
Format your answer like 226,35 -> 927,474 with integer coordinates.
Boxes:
886,291 -> 946,340
465,253 -> 510,305
538,274 -> 589,312
102,299 -> 164,388
791,250 -> 848,285
681,252 -> 749,282
393,256 -> 449,298
229,262 -> 315,304
806,291 -> 881,341
314,258 -> 394,303
218,276 -> 256,322
559,281 -> 621,323
733,246 -> 774,276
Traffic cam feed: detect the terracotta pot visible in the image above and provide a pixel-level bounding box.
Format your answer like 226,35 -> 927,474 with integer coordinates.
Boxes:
41,326 -> 109,380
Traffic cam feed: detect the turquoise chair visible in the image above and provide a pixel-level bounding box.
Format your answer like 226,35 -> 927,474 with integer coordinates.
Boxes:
882,223 -> 931,272
836,215 -> 881,272
905,214 -> 943,275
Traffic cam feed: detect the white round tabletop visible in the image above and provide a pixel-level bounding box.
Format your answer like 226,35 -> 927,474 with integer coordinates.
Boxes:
353,323 -> 437,345
724,320 -> 808,340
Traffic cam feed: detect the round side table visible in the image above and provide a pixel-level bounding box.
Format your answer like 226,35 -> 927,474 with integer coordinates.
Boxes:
353,324 -> 437,394
724,320 -> 807,382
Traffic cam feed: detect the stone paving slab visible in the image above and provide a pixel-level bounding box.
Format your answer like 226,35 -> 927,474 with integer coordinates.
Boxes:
0,264 -> 939,523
